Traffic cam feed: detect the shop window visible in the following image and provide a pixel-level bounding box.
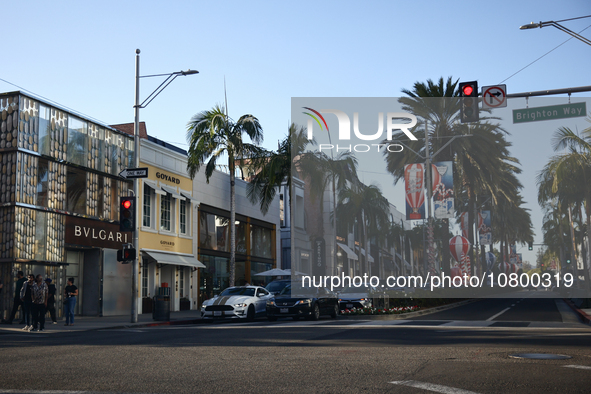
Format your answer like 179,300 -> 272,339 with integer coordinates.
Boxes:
251,225 -> 272,259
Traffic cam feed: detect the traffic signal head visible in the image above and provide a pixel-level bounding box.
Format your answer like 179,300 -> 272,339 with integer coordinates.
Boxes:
459,81 -> 479,123
117,248 -> 136,262
528,241 -> 533,251
565,253 -> 571,264
120,196 -> 136,232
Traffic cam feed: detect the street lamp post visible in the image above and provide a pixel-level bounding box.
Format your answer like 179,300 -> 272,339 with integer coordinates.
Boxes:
131,49 -> 198,323
520,17 -> 591,47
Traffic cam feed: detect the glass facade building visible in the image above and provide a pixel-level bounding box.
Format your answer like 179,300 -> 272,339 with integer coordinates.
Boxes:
0,92 -> 134,320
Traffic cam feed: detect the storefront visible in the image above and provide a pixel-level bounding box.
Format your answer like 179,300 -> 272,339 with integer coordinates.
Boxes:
0,91 -> 134,319
198,205 -> 276,302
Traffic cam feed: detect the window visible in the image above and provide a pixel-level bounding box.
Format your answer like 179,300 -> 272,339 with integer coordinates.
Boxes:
66,167 -> 87,214
251,225 -> 272,258
38,105 -> 51,156
37,159 -> 49,207
179,268 -> 185,298
180,199 -> 188,235
67,116 -> 88,167
143,184 -> 153,228
160,193 -> 172,232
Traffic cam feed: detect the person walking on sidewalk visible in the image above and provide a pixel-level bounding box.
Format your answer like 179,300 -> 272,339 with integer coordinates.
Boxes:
63,278 -> 78,326
30,275 -> 48,332
4,271 -> 26,324
45,278 -> 57,324
19,274 -> 35,331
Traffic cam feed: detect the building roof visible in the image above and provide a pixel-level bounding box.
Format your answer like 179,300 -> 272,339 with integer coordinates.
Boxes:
110,122 -> 149,139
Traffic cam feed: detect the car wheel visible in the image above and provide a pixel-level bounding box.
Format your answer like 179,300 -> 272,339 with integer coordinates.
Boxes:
330,304 -> 339,318
246,305 -> 255,322
310,303 -> 320,321
267,316 -> 277,322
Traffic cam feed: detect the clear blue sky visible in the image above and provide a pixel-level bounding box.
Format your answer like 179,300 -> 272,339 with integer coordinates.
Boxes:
2,0 -> 591,265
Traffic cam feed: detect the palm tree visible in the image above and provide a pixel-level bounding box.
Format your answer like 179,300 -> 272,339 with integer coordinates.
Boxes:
537,122 -> 591,286
335,182 -> 390,275
186,104 -> 263,287
384,77 -> 526,275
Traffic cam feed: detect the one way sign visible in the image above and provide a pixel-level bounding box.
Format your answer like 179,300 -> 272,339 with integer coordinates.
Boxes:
119,167 -> 149,179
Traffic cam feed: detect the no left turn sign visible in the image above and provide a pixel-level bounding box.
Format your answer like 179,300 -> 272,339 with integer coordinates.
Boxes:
481,84 -> 507,108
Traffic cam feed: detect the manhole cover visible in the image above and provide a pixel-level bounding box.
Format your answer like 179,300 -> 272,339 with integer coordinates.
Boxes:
509,353 -> 572,360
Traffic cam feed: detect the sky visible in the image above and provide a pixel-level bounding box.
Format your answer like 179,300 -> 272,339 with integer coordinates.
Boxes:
2,0 -> 591,266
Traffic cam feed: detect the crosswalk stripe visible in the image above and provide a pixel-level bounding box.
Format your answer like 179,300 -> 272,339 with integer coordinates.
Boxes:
389,380 -> 480,393
563,365 -> 591,370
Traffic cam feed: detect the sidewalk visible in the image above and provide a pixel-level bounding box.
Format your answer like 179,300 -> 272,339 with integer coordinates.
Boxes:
0,310 -> 203,334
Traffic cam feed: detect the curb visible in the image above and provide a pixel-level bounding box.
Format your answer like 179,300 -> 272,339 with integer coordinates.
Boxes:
563,298 -> 591,325
94,318 -> 204,331
337,299 -> 478,320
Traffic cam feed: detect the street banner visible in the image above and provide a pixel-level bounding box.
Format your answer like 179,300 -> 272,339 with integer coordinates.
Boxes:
404,163 -> 425,220
479,210 -> 492,245
460,211 -> 483,239
432,161 -> 454,219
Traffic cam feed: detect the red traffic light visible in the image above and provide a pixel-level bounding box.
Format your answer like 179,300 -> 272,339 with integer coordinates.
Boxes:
462,85 -> 474,96
122,200 -> 132,209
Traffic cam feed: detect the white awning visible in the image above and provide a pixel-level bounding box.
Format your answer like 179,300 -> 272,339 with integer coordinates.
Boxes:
181,192 -> 198,204
161,185 -> 185,200
142,250 -> 205,269
356,247 -> 375,263
336,243 -> 358,260
144,179 -> 165,195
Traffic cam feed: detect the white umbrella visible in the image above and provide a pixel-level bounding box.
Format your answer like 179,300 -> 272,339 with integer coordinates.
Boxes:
253,268 -> 289,276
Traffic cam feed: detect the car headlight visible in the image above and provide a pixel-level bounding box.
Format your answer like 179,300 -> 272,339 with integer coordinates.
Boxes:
294,299 -> 311,306
266,300 -> 275,306
233,303 -> 248,308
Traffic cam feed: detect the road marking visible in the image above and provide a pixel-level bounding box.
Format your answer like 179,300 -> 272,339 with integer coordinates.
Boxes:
486,307 -> 511,321
389,380 -> 480,393
563,365 -> 591,370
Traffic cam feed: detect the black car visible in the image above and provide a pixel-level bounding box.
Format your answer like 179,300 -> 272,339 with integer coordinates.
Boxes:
266,284 -> 339,321
265,279 -> 291,295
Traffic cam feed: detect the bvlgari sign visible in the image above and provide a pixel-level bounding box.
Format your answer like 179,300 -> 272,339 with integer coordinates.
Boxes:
65,217 -> 132,249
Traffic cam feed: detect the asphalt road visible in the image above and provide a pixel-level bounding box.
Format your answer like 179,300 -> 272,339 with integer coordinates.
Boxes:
1,296 -> 589,394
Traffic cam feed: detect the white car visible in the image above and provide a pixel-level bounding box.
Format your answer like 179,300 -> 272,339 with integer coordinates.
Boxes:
201,286 -> 273,321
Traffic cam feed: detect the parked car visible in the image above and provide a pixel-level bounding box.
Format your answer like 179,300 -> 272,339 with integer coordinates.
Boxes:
337,285 -> 377,310
265,279 -> 291,295
266,284 -> 339,321
201,286 -> 273,321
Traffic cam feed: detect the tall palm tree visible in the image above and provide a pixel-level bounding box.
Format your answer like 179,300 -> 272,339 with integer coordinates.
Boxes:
186,104 -> 263,287
537,122 -> 591,286
385,77 -> 526,275
335,182 -> 390,275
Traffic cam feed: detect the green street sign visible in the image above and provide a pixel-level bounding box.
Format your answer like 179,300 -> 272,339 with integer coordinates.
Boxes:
513,102 -> 586,124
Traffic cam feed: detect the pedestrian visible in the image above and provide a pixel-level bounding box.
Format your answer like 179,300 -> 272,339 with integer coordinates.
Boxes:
63,278 -> 78,326
4,271 -> 26,324
30,274 -> 48,332
19,274 -> 35,331
45,278 -> 57,324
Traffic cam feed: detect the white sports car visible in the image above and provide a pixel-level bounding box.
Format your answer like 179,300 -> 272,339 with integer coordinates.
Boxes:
201,286 -> 273,320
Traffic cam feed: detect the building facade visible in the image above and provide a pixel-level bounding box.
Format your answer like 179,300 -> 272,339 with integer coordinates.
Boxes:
0,92 -> 135,319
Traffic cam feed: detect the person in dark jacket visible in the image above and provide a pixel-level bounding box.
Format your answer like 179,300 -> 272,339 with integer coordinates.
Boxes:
20,274 -> 35,331
45,278 -> 57,324
4,271 -> 26,324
